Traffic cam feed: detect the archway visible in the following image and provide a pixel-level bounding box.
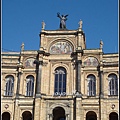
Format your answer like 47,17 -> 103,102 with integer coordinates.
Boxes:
109,112 -> 118,120
53,107 -> 66,120
86,111 -> 97,120
22,111 -> 32,120
2,112 -> 10,120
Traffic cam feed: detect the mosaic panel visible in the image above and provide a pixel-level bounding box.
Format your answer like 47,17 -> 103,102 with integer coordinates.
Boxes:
25,58 -> 36,68
84,57 -> 99,66
50,41 -> 73,54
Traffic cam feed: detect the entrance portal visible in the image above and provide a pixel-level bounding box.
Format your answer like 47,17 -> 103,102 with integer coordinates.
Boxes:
22,111 -> 32,120
109,112 -> 118,120
53,107 -> 66,120
86,111 -> 97,120
2,112 -> 10,120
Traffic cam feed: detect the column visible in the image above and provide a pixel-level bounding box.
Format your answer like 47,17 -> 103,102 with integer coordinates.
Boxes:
100,71 -> 104,98
65,114 -> 69,120
16,70 -> 22,97
77,33 -> 82,50
76,60 -> 82,97
20,116 -> 23,120
48,114 -> 53,120
34,60 -> 43,97
99,68 -> 104,120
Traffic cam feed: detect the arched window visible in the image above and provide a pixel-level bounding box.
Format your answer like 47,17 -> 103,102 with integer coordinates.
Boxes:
4,75 -> 14,96
108,74 -> 118,96
26,75 -> 34,96
87,75 -> 96,96
54,67 -> 66,96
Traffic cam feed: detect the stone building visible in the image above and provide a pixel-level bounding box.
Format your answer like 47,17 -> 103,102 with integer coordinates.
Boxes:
1,19 -> 119,120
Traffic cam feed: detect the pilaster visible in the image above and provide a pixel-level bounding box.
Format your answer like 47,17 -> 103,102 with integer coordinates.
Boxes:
33,49 -> 50,120
13,99 -> 19,120
16,61 -> 24,98
34,98 -> 41,120
76,97 -> 83,120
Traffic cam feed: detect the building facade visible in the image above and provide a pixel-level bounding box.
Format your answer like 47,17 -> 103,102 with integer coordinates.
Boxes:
1,20 -> 119,120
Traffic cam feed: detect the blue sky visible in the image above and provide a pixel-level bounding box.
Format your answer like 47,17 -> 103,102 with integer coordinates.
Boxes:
2,0 -> 118,53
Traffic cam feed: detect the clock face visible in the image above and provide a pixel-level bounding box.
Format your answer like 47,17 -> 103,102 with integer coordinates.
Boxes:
50,41 -> 73,54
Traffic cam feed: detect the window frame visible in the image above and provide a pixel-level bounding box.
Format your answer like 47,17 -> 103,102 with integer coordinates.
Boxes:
87,74 -> 96,97
26,75 -> 34,97
4,75 -> 14,96
54,67 -> 67,96
108,74 -> 118,96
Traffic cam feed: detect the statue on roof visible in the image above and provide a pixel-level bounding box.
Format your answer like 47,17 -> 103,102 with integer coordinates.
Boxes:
41,21 -> 45,30
100,40 -> 103,49
57,12 -> 68,29
21,43 -> 24,51
78,19 -> 83,29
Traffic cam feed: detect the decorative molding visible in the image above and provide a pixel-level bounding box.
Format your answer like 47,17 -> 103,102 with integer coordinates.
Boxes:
111,104 -> 115,109
4,104 -> 9,109
84,108 -> 98,111
82,103 -> 99,106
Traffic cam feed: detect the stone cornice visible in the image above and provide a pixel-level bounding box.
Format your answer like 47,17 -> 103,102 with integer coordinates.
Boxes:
40,29 -> 85,36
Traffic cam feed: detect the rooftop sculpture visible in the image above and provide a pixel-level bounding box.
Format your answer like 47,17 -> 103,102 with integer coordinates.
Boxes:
57,12 -> 68,29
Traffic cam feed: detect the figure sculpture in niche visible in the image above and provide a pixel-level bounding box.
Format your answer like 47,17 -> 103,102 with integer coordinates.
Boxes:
57,12 -> 68,29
